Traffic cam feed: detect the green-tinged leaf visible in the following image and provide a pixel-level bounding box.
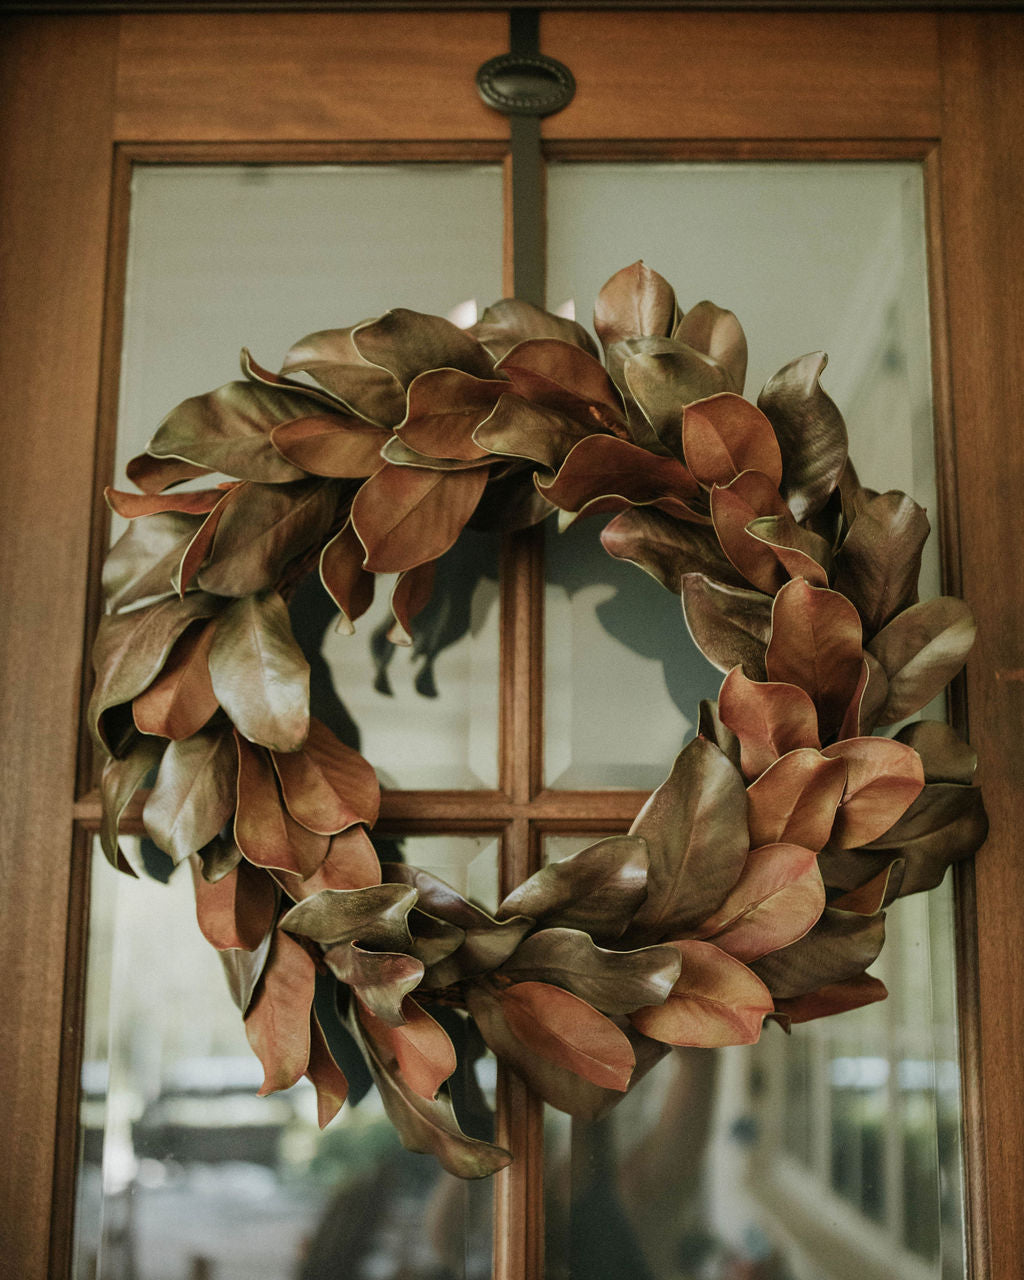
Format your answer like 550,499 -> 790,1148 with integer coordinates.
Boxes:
496,835 -> 648,943
751,907 -> 885,999
192,855 -> 278,951
132,620 -> 218,740
357,997 -> 457,1099
241,346 -> 350,411
99,736 -> 165,875
500,928 -> 681,1015
398,369 -> 507,461
833,491 -> 930,634
219,929 -> 274,1016
537,433 -> 700,518
320,520 -> 375,634
274,826 -> 382,902
682,394 -> 782,489
281,327 -> 407,426
497,338 -> 627,432
694,843 -> 825,962
325,944 -> 424,1027
822,737 -> 925,848
125,452 -> 212,495
627,737 -> 749,941
673,300 -> 747,393
102,511 -> 204,611
244,930 -> 316,1094
765,579 -> 863,740
379,434 -> 489,471
681,574 -> 772,680
347,998 -> 512,1177
709,470 -> 790,594
630,940 -> 772,1047
208,592 -> 309,752
353,309 -> 495,386
600,506 -> 741,594
280,883 -> 417,949
142,727 -> 236,863
470,297 -> 599,362
697,698 -> 742,772
197,830 -> 243,883
147,381 -> 318,482
104,485 -> 225,519
270,416 -> 389,477
758,352 -> 848,522
497,981 -> 634,1091
717,666 -> 820,781
594,261 -> 677,350
174,484 -> 245,595
868,597 -> 977,724
774,973 -> 888,1025
388,560 -> 436,647
306,1011 -> 349,1127
895,720 -> 978,784
272,718 -> 379,834
472,393 -> 591,471
746,749 -> 847,850
196,478 -> 339,597
746,513 -> 831,588
234,732 -> 329,878
861,781 -> 988,896
407,911 -> 466,969
620,341 -> 728,444
351,462 -> 487,574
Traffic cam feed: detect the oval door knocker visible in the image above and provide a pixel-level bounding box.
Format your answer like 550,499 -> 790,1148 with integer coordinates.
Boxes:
476,51 -> 576,118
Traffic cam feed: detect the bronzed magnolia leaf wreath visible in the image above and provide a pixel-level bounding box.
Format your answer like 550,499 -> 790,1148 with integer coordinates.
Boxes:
92,262 -> 988,1178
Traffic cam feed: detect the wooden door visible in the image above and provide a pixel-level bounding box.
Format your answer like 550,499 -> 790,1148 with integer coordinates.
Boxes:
1,8 -> 1022,1279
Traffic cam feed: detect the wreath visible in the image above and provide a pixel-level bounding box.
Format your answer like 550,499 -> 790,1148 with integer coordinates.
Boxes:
92,262 -> 987,1178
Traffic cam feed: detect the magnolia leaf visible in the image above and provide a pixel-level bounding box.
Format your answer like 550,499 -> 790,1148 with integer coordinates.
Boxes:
320,520 -> 375,634
822,736 -> 925,848
208,592 -> 309,752
272,718 -> 380,835
357,997 -> 457,1099
196,478 -> 339,598
241,346 -> 348,411
147,381 -> 319,482
142,727 -> 236,863
500,928 -> 682,1015
132,620 -> 219,740
601,507 -> 741,594
895,720 -> 978,784
862,780 -> 988,895
682,393 -> 782,489
695,843 -> 825,961
126,452 -> 212,495
868,597 -> 977,724
174,484 -> 245,595
388,560 -> 437,647
275,826 -> 382,902
765,579 -> 863,740
306,1010 -> 349,1128
496,835 -> 648,943
192,856 -> 278,952
102,511 -> 204,611
470,297 -> 599,362
270,415 -> 389,477
472,393 -> 591,471
752,907 -> 885,999
673,300 -> 747,393
746,748 -> 847,849
697,698 -> 742,772
758,352 -> 848,522
105,485 -> 225,519
717,666 -> 820,781
351,462 -> 487,573
774,973 -> 888,1025
831,860 -> 906,914
469,465 -> 555,532
244,930 -> 316,1094
620,342 -> 724,446
197,830 -> 244,883
407,910 -> 466,969
280,883 -> 417,950
99,736 -> 165,875
630,939 -> 772,1047
838,653 -> 889,740
681,573 -> 772,679
537,434 -> 700,516
234,733 -> 329,878
353,309 -> 495,387
379,435 -> 490,472
381,864 -> 494,931
398,369 -> 507,461
347,999 -> 512,1177
324,943 -> 424,1027
628,737 -> 749,941
746,513 -> 831,588
497,338 -> 627,432
594,261 -> 676,350
832,491 -> 930,634
219,927 -> 274,1016
281,329 -> 407,426
709,471 -> 791,594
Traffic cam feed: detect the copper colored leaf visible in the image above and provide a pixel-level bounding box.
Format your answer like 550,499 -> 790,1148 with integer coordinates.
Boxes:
398,369 -> 507,461
628,737 -> 749,941
681,574 -> 772,679
833,491 -> 930,634
142,727 -> 236,864
351,463 -> 487,574
620,343 -> 726,445
500,928 -> 682,1015
831,860 -> 905,914
499,981 -> 634,1092
281,328 -> 407,426
537,434 -> 699,517
99,736 -> 164,875
388,560 -> 437,647
822,736 -> 925,848
673,300 -> 748,393
630,940 -> 772,1047
234,732 -> 329,878
132,620 -> 219,740
272,718 -> 379,835
496,835 -> 648,943
280,883 -> 417,950
126,452 -> 212,495
219,929 -> 274,1016
751,907 -> 885,999
594,261 -> 677,350
765,579 -> 863,740
174,484 -> 244,595
244,930 -> 316,1094
353,309 -> 495,386
774,973 -> 888,1025
270,416 -> 389,477
895,720 -> 978,784
241,346 -> 348,411
695,843 -> 825,962
320,520 -> 375,634
104,486 -> 225,519
717,666 -> 820,781
709,471 -> 790,595
757,352 -> 848,522
682,394 -> 782,489
325,943 -> 425,1027
358,997 -> 457,1099
470,297 -> 599,361
472,393 -> 591,471
102,511 -> 204,611
746,748 -> 848,850
380,435 -> 490,472
275,826 -> 382,901
868,597 -> 977,724
838,653 -> 889,740
601,507 -> 740,595
862,781 -> 988,895
498,338 -> 626,431
306,1011 -> 349,1128
192,856 -> 278,952
746,513 -> 831,588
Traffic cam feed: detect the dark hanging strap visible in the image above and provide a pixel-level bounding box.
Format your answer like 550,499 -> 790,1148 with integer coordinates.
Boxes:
476,9 -> 575,308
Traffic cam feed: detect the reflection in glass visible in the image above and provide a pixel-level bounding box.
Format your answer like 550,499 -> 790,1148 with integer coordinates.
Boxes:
76,840 -> 492,1280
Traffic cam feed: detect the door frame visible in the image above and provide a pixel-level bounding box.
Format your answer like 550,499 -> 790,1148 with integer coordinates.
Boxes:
1,8 -> 1021,1278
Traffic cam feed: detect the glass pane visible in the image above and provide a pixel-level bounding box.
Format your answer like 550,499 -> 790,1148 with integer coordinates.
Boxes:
389,832 -> 502,917
77,839 -> 492,1280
